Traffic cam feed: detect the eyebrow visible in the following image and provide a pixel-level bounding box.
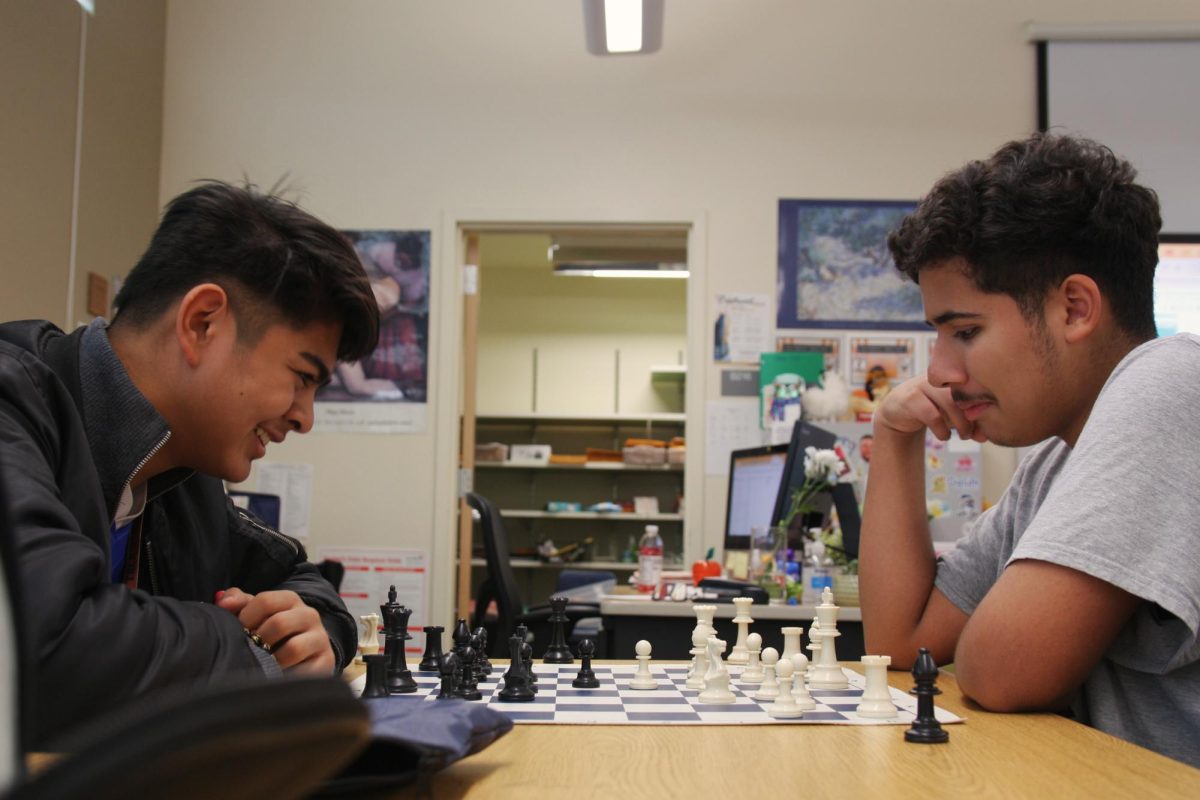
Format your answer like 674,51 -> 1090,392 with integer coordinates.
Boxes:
300,352 -> 333,387
927,310 -> 983,327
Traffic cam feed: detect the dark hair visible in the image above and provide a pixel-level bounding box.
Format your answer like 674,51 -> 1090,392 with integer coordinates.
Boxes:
887,132 -> 1162,341
112,181 -> 379,361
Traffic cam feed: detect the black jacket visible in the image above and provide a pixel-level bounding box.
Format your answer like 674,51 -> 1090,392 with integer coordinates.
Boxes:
0,320 -> 356,748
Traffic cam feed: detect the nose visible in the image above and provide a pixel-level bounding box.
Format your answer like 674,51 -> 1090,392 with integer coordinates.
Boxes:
927,336 -> 966,389
286,393 -> 315,434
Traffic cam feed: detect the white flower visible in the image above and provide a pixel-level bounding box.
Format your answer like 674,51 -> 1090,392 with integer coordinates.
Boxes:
803,447 -> 845,483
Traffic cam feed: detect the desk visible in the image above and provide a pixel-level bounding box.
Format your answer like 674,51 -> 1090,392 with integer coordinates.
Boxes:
601,596 -> 864,660
397,663 -> 1200,799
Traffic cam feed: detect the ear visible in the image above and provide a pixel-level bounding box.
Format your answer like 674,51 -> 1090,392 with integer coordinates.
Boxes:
175,283 -> 233,367
1057,274 -> 1103,345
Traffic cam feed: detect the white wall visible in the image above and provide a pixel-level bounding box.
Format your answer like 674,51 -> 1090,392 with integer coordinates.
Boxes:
161,0 -> 1200,625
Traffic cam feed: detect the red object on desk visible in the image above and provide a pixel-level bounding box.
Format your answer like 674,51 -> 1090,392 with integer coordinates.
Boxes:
692,547 -> 722,585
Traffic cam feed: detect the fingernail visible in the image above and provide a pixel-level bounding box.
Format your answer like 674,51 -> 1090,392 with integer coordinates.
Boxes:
215,590 -> 225,602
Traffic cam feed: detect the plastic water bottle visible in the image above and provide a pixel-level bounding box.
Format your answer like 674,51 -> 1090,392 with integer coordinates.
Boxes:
636,524 -> 664,594
802,539 -> 835,606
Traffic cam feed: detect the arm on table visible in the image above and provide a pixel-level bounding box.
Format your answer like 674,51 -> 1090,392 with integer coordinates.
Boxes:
858,376 -> 976,668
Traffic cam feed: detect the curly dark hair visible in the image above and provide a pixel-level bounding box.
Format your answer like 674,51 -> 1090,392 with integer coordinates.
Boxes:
887,132 -> 1162,341
113,181 -> 380,362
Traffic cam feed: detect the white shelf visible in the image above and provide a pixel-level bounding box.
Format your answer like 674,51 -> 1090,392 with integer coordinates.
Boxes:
476,412 -> 685,424
476,461 -> 682,472
501,510 -> 684,522
468,557 -> 640,572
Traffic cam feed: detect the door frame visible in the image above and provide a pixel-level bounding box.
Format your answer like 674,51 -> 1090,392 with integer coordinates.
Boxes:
430,207 -> 708,626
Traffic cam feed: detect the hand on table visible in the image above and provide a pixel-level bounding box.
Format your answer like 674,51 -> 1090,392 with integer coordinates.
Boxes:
216,587 -> 334,675
873,375 -> 988,444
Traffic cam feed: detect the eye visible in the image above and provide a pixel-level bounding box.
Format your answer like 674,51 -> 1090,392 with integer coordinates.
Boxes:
953,326 -> 980,342
294,370 -> 316,388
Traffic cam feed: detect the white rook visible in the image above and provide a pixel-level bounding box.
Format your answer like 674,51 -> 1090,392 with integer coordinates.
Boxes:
856,655 -> 897,718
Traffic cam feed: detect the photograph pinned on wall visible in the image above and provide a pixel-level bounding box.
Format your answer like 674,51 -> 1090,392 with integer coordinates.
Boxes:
317,230 -> 431,404
759,351 -> 824,440
775,333 -> 842,376
776,199 -> 921,330
847,336 -> 915,422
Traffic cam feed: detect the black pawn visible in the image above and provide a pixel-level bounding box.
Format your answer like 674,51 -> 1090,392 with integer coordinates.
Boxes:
435,651 -> 460,700
541,596 -> 574,664
497,634 -> 536,702
905,648 -> 949,744
418,626 -> 444,672
361,653 -> 390,699
572,639 -> 600,689
473,626 -> 493,675
380,587 -> 417,694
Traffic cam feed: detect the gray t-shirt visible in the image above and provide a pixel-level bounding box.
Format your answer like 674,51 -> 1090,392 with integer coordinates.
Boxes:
935,333 -> 1200,767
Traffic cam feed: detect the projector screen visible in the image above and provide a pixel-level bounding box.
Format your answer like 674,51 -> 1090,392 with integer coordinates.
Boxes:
1040,39 -> 1200,233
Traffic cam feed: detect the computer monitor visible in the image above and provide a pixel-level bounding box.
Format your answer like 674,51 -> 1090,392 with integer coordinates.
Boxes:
771,420 -> 862,558
722,444 -> 789,552
1156,235 -> 1200,336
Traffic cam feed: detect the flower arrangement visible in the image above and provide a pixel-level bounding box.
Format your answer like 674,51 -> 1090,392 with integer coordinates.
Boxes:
779,446 -> 857,572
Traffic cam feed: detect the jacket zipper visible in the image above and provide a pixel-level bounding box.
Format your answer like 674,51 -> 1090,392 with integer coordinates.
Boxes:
144,538 -> 161,595
122,432 -> 171,595
236,509 -> 300,557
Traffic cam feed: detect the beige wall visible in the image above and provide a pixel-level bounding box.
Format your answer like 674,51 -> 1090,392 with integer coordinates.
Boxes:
158,1 -> 1200,624
0,0 -> 164,328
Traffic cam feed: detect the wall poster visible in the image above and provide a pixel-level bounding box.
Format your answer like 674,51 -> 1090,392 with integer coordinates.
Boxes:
776,199 -> 922,330
315,230 -> 431,433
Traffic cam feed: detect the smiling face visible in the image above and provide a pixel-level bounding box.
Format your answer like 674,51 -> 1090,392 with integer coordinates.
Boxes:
921,260 -> 1080,448
181,318 -> 341,482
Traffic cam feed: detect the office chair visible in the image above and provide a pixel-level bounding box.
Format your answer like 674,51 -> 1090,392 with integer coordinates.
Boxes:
465,493 -> 607,658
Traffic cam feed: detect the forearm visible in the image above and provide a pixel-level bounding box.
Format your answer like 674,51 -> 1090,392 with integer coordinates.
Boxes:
859,425 -> 949,665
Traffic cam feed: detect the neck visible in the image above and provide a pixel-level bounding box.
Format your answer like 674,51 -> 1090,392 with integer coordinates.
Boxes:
107,321 -> 183,486
1060,334 -> 1142,447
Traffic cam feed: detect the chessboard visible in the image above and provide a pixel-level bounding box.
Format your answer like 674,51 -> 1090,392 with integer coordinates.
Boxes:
350,663 -> 965,727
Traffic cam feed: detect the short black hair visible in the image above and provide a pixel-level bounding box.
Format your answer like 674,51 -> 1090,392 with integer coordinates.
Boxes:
112,181 -> 379,361
888,132 -> 1162,341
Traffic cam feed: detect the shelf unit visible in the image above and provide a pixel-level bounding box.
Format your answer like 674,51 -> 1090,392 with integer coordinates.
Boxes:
471,413 -> 686,603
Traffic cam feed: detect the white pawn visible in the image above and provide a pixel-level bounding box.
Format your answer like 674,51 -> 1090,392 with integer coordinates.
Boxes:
789,652 -> 816,711
630,639 -> 658,690
856,655 -> 897,718
753,647 -> 780,701
686,627 -> 709,690
741,632 -> 765,684
767,657 -> 803,719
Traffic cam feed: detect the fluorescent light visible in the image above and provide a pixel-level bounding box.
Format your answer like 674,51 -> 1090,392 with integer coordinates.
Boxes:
76,0 -> 94,13
594,269 -> 688,278
604,0 -> 643,53
554,263 -> 688,278
583,0 -> 663,56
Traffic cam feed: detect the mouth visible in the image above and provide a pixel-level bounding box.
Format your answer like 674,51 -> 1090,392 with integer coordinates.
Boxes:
253,426 -> 271,449
957,401 -> 993,422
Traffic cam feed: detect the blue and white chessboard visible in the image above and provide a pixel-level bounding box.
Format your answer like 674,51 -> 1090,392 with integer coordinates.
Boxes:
354,664 -> 965,726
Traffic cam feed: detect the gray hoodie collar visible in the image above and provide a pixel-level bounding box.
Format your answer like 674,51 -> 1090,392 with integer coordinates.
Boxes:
78,319 -> 174,519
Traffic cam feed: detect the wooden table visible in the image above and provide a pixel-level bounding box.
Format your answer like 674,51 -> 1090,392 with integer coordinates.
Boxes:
387,662 -> 1200,799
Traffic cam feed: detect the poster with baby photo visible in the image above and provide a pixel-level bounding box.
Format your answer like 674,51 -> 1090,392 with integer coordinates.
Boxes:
314,230 -> 431,434
846,336 -> 915,422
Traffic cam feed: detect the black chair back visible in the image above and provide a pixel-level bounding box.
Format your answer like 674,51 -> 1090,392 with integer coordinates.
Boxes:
465,493 -> 523,650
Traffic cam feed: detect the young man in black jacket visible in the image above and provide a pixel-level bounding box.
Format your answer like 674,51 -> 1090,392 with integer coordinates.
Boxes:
0,181 -> 380,747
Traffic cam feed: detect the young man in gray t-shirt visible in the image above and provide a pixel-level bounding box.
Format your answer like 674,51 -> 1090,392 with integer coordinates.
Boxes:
858,132 -> 1200,767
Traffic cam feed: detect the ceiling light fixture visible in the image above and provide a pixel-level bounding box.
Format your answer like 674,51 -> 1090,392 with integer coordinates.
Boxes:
554,263 -> 688,278
583,0 -> 664,56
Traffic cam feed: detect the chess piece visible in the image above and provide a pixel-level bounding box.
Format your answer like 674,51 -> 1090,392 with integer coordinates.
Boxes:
630,640 -> 658,690
518,629 -> 539,694
542,596 -> 574,663
435,651 -> 460,700
573,639 -> 600,688
360,652 -> 389,699
741,632 -> 765,684
686,627 -> 709,690
473,626 -> 493,675
806,616 -> 821,682
380,586 -> 417,694
809,588 -> 847,690
857,655 -> 898,719
905,648 -> 949,744
767,657 -> 803,719
728,597 -> 755,664
357,613 -> 381,663
498,634 -> 536,702
753,647 -> 780,701
698,636 -> 735,703
790,652 -> 815,711
781,626 -> 803,662
456,634 -> 483,701
418,625 -> 444,672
